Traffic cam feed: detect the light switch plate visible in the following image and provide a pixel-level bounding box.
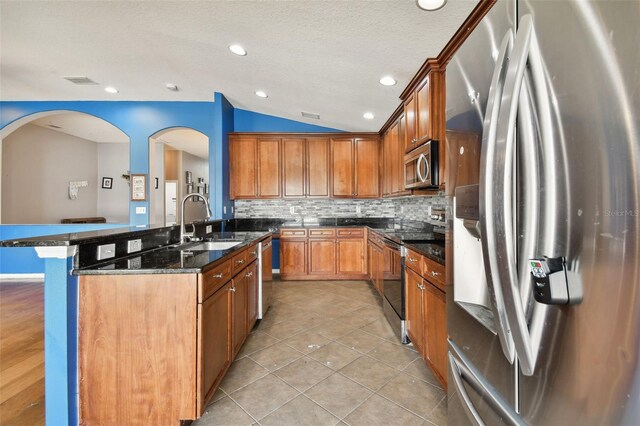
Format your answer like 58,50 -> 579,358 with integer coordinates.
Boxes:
135,206 -> 146,214
206,225 -> 212,233
127,239 -> 142,253
97,243 -> 116,260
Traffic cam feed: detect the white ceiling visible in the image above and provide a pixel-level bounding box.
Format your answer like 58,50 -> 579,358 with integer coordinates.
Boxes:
153,128 -> 209,159
31,112 -> 129,143
0,0 -> 478,132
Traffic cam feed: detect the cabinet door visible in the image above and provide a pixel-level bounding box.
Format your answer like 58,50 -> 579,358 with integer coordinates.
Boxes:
282,138 -> 306,198
424,282 -> 447,385
416,76 -> 431,142
280,240 -> 307,275
337,238 -> 365,275
199,282 -> 232,414
307,138 -> 331,197
405,267 -> 424,354
354,138 -> 380,198
309,239 -> 336,275
257,138 -> 281,198
331,138 -> 354,197
229,137 -> 257,199
232,274 -> 248,357
388,123 -> 400,195
404,95 -> 417,153
246,262 -> 259,333
382,131 -> 392,196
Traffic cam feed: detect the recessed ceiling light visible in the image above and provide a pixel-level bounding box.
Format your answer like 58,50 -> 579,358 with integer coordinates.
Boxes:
165,83 -> 179,91
229,44 -> 247,56
379,76 -> 397,86
416,0 -> 447,11
255,90 -> 268,98
363,112 -> 375,120
104,86 -> 119,94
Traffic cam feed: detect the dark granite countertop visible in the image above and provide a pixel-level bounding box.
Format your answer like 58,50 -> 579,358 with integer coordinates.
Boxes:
74,231 -> 270,275
0,224 -> 178,247
403,241 -> 446,265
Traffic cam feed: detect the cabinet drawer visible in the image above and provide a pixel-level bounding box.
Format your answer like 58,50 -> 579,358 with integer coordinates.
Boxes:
199,259 -> 232,302
231,249 -> 248,276
246,243 -> 259,263
309,228 -> 336,238
423,257 -> 445,290
336,228 -> 364,238
280,229 -> 307,238
405,249 -> 423,273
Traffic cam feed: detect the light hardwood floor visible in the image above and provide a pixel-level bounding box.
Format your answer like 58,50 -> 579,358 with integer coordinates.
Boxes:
0,280 -> 44,425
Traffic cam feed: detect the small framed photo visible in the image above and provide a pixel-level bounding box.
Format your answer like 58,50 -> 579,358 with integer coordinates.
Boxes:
154,177 -> 159,189
101,177 -> 113,189
130,174 -> 147,201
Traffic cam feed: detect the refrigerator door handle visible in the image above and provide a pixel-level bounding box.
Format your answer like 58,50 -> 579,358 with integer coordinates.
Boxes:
448,340 -> 526,426
494,14 -> 552,376
478,31 -> 516,363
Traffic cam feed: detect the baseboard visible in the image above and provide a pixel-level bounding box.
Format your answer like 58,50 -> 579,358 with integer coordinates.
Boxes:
0,273 -> 45,280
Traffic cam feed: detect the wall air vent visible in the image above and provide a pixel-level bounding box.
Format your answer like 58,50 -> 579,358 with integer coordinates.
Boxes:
301,111 -> 320,120
63,76 -> 99,85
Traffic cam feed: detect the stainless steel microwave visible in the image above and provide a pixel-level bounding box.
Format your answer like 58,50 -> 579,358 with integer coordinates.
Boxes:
403,140 -> 439,189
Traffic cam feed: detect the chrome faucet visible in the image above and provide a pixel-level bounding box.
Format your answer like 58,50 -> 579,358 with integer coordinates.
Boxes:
180,193 -> 213,243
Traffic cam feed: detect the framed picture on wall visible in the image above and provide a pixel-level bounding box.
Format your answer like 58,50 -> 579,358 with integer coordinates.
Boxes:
101,177 -> 113,189
130,174 -> 147,201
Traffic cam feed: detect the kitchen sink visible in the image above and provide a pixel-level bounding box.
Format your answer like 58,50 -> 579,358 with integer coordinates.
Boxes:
186,241 -> 242,251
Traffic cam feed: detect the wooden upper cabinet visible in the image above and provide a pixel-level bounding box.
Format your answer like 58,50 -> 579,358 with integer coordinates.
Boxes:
331,138 -> 355,197
382,131 -> 392,196
257,138 -> 281,198
282,138 -> 306,198
354,138 -> 380,198
404,94 -> 417,153
307,138 -> 331,197
229,137 -> 257,199
416,76 -> 431,142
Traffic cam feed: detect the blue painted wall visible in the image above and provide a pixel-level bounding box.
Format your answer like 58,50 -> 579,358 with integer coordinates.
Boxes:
0,97 -> 342,274
234,108 -> 342,133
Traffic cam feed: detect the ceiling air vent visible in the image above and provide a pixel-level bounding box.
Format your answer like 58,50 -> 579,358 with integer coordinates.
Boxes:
63,76 -> 99,85
301,111 -> 320,120
47,124 -> 62,129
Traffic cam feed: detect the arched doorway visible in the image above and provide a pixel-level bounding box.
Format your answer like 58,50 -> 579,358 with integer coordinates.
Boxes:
1,111 -> 130,224
148,127 -> 209,226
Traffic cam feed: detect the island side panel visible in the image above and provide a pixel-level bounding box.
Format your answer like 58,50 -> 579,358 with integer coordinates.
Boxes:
78,274 -> 198,425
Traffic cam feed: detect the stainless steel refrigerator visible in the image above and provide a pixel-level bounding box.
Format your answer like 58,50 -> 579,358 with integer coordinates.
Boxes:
447,0 -> 640,424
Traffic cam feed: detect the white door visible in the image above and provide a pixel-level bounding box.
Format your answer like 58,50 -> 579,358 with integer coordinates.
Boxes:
165,181 -> 178,226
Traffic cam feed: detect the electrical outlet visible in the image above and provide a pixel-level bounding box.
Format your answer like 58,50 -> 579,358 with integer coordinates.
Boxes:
97,243 -> 116,260
231,206 -> 234,214
223,206 -> 227,214
400,206 -> 404,213
206,225 -> 212,233
290,206 -> 295,214
127,239 -> 142,253
135,206 -> 146,214
356,205 -> 361,214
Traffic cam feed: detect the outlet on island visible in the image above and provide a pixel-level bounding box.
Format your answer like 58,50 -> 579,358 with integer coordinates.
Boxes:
127,239 -> 142,253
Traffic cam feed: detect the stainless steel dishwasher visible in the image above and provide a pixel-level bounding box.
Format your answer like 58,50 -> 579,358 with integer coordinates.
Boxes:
258,236 -> 273,318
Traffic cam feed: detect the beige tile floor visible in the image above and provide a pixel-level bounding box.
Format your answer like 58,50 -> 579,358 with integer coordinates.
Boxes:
194,279 -> 447,426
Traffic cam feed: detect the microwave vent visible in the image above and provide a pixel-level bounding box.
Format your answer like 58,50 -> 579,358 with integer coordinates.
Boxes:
301,111 -> 320,120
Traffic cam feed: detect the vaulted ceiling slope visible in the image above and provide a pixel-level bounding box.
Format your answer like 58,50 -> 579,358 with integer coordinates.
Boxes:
0,0 -> 477,132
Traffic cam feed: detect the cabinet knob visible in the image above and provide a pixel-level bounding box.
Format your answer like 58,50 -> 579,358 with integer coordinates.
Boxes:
250,250 -> 257,255
236,259 -> 245,265
408,257 -> 418,262
246,272 -> 253,277
212,273 -> 224,279
229,287 -> 236,292
431,271 -> 440,277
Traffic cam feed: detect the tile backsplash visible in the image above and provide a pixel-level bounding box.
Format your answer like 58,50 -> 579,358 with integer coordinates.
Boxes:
234,196 -> 450,222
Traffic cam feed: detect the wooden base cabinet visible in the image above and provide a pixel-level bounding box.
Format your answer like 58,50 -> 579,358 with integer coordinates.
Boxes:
78,253 -> 262,425
281,227 -> 368,280
199,281 -> 232,414
404,249 -> 448,388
